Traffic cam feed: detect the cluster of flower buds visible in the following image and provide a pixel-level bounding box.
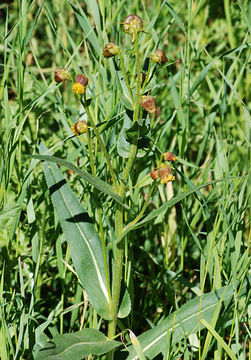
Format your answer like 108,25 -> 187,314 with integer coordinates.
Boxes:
72,74 -> 89,95
71,120 -> 88,136
150,49 -> 168,65
54,68 -> 71,83
150,152 -> 177,183
103,42 -> 119,58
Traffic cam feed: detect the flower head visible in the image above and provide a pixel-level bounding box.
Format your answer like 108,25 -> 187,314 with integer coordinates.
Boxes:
122,14 -> 143,41
103,42 -> 119,58
71,120 -> 88,136
54,68 -> 70,83
150,170 -> 159,180
162,152 -> 177,162
140,95 -> 156,113
72,74 -> 88,95
157,163 -> 175,184
150,49 -> 168,65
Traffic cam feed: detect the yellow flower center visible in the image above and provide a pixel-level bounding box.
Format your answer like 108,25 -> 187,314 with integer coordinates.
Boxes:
72,83 -> 85,95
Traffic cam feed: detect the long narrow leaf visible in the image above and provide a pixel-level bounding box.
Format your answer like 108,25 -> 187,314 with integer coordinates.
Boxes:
31,154 -> 128,209
40,143 -> 111,319
126,276 -> 251,359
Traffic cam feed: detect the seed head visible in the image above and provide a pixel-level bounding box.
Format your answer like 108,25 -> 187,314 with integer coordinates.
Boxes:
162,152 -> 177,162
103,42 -> 119,58
140,95 -> 156,113
71,120 -> 88,136
54,68 -> 70,83
122,14 -> 143,40
157,163 -> 175,184
150,49 -> 168,65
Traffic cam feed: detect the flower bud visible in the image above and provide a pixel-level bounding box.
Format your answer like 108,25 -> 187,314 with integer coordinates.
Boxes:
140,95 -> 156,113
150,49 -> 168,65
71,120 -> 88,136
150,170 -> 159,180
54,68 -> 70,83
157,163 -> 175,184
103,42 -> 119,58
72,74 -> 88,95
162,152 -> 177,161
122,14 -> 143,39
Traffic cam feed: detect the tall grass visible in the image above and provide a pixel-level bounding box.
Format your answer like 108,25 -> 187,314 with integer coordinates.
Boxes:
0,1 -> 250,359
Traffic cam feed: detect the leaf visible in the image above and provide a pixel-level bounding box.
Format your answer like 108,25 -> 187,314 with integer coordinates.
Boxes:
190,62 -> 212,95
118,288 -> 131,318
35,329 -> 120,360
116,178 -> 228,244
125,276 -> 251,359
31,154 -> 128,209
39,143 -> 111,319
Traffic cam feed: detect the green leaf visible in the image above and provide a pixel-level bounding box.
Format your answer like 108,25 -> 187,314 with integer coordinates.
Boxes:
36,329 -> 120,360
31,154 -> 128,209
39,143 -> 111,319
190,62 -> 212,95
117,179 -> 228,244
126,276 -> 251,359
124,121 -> 150,143
118,288 -> 131,318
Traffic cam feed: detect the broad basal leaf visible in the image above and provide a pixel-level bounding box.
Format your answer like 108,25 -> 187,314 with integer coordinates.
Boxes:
126,277 -> 251,359
36,329 -> 120,360
39,143 -> 111,319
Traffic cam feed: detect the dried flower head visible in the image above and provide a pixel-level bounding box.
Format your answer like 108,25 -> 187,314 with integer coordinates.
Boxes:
122,14 -> 143,41
71,120 -> 88,136
157,163 -> 175,184
150,49 -> 168,65
54,68 -> 70,83
140,95 -> 156,113
162,152 -> 177,162
103,42 -> 119,58
150,170 -> 159,180
72,74 -> 88,95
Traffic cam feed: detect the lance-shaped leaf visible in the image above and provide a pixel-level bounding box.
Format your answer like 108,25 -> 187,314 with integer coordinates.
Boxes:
39,144 -> 111,319
31,154 -> 128,209
126,276 -> 251,359
36,329 -> 120,360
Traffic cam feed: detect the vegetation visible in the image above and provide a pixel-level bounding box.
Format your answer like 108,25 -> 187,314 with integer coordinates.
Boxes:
0,0 -> 250,359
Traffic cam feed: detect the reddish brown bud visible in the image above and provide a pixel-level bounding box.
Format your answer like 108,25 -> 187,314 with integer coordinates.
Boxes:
162,152 -> 177,161
140,95 -> 156,113
54,68 -> 70,83
150,170 -> 159,180
71,120 -> 88,136
150,49 -> 168,65
103,42 -> 119,58
157,163 -> 175,184
72,74 -> 88,95
122,14 -> 143,41
75,74 -> 89,86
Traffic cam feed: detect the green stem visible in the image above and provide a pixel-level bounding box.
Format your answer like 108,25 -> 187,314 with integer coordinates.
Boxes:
82,97 -> 118,192
107,31 -> 142,359
141,58 -> 152,94
118,48 -> 135,107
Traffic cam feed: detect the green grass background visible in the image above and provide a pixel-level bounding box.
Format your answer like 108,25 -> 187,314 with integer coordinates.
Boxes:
0,0 -> 250,359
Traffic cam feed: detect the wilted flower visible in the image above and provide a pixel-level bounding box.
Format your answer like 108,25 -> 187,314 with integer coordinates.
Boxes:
122,14 -> 143,41
162,152 -> 177,162
150,170 -> 159,180
71,120 -> 88,136
103,42 -> 119,58
157,163 -> 175,184
54,68 -> 70,83
150,49 -> 168,65
72,74 -> 88,95
140,95 -> 156,113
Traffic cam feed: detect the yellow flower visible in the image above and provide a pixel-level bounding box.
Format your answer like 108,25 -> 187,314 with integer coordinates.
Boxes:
72,83 -> 85,95
157,163 -> 175,184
